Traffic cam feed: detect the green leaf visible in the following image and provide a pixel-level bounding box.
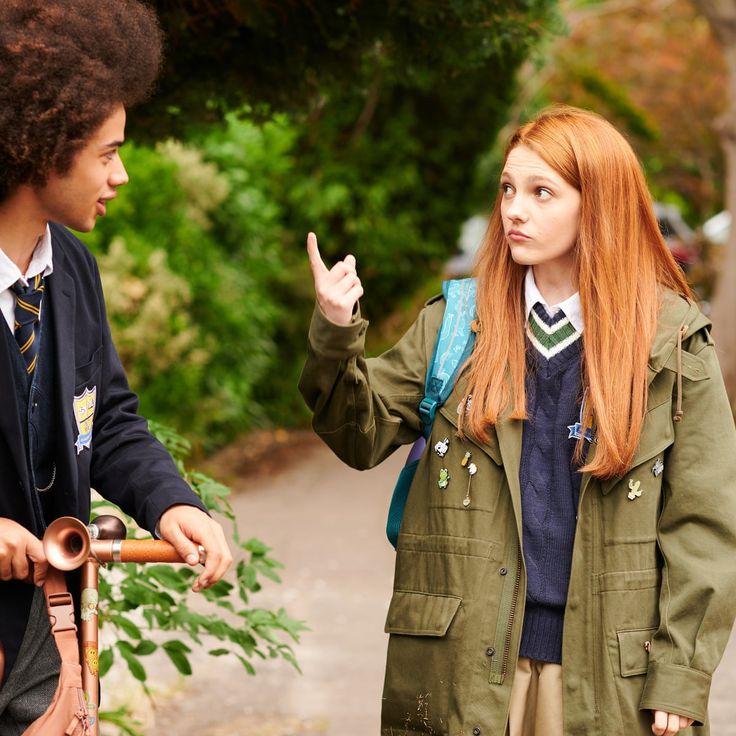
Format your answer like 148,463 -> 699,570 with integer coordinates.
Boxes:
98,648 -> 114,678
117,642 -> 147,682
99,705 -> 144,736
147,564 -> 191,591
163,641 -> 193,675
133,640 -> 158,656
163,639 -> 192,653
235,654 -> 256,675
109,614 -> 143,640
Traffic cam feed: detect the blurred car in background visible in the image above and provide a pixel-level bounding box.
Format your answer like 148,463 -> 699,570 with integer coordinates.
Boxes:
702,210 -> 731,246
444,214 -> 488,278
653,201 -> 698,270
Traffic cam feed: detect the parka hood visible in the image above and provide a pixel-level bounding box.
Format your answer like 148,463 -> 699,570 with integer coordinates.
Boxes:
647,289 -> 711,381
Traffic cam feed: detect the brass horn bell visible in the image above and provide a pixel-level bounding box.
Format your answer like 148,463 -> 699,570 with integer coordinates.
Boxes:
44,515 -> 128,570
43,516 -> 91,571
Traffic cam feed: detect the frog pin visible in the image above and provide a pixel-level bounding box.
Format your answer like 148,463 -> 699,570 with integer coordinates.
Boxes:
627,479 -> 643,500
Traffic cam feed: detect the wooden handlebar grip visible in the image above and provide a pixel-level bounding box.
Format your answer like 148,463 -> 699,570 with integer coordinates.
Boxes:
89,539 -> 206,564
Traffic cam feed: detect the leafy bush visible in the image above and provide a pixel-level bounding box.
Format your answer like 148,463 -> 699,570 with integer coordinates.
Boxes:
95,422 -> 305,734
80,126 -> 298,446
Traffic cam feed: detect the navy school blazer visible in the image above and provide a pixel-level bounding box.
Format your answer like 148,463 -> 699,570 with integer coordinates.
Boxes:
0,223 -> 208,676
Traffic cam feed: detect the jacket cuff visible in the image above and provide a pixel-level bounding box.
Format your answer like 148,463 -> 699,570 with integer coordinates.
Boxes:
308,302 -> 369,360
143,486 -> 209,536
639,662 -> 711,725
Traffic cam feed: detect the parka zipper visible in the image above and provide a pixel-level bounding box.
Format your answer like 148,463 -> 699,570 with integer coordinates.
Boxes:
501,542 -> 522,681
489,541 -> 522,685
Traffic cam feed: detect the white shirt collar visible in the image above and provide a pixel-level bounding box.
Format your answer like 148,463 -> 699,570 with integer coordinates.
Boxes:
0,225 -> 54,292
524,267 -> 584,333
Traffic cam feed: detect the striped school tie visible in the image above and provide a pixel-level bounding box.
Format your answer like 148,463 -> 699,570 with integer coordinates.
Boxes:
11,274 -> 45,375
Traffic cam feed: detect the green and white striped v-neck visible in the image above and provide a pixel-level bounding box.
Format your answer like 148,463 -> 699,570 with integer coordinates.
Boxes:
526,302 -> 582,360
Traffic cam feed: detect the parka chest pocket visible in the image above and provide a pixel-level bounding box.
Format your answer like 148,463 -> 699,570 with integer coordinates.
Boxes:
415,406 -> 503,519
598,400 -> 674,546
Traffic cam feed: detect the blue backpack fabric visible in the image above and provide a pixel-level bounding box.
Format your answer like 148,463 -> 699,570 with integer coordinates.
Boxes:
386,278 -> 478,548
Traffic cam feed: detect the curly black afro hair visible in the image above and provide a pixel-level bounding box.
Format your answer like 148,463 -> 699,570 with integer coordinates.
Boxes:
0,0 -> 162,202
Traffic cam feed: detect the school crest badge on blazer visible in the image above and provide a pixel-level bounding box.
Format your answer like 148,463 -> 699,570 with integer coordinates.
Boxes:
74,386 -> 97,454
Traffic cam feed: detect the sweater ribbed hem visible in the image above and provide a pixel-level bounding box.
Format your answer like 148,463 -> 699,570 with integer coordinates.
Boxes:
519,603 -> 564,664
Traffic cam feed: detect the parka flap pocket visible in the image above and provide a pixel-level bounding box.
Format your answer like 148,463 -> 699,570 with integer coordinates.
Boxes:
438,405 -> 502,465
617,627 -> 656,677
662,349 -> 708,382
384,590 -> 462,637
600,400 -> 674,496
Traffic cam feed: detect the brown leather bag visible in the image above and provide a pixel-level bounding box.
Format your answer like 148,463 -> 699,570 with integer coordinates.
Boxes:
22,569 -> 91,735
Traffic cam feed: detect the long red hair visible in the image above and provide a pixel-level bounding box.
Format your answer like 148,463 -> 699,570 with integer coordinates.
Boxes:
461,106 -> 692,478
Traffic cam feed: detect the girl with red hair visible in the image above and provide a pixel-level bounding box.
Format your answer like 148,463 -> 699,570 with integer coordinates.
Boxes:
301,106 -> 736,736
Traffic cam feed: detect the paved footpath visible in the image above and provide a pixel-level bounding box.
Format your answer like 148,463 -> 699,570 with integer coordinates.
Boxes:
142,438 -> 736,736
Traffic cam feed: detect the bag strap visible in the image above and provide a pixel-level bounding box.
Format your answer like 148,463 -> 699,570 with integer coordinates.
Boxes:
385,279 -> 478,548
418,277 -> 477,436
43,569 -> 81,666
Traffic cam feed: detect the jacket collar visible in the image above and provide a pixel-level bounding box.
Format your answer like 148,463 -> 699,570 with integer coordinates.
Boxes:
46,228 -> 79,494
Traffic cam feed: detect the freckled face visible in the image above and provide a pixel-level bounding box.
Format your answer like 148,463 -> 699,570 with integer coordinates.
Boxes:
500,145 -> 581,273
33,104 -> 129,232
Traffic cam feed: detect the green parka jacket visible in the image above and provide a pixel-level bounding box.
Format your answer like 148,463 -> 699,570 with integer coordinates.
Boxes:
299,288 -> 736,736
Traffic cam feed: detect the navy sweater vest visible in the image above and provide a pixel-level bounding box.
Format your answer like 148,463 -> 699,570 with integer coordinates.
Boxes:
518,304 -> 584,664
5,294 -> 57,526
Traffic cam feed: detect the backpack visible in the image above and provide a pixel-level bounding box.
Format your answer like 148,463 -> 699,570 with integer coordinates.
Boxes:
385,278 -> 477,548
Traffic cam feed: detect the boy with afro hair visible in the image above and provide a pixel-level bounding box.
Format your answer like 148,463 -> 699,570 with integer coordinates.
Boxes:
0,1 -> 232,728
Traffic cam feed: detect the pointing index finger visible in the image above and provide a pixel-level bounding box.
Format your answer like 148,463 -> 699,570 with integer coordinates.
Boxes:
306,232 -> 328,277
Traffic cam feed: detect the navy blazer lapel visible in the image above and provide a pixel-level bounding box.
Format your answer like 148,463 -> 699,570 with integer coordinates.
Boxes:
0,321 -> 31,490
47,240 -> 79,493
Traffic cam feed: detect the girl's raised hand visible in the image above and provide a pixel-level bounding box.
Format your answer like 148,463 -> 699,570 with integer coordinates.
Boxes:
307,232 -> 364,326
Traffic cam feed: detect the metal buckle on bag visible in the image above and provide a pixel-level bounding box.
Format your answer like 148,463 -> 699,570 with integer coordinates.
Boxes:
46,592 -> 77,633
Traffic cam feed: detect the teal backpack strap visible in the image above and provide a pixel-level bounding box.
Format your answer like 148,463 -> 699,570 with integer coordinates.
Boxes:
386,278 -> 477,548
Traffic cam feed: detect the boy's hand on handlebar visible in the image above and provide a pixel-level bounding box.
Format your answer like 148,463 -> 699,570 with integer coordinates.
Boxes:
158,505 -> 233,592
0,518 -> 48,586
307,232 -> 363,326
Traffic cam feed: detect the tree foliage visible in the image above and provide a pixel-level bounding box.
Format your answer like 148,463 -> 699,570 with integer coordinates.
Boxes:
78,1 -> 564,443
81,123 -> 296,444
137,1 -> 561,138
140,0 -> 562,320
